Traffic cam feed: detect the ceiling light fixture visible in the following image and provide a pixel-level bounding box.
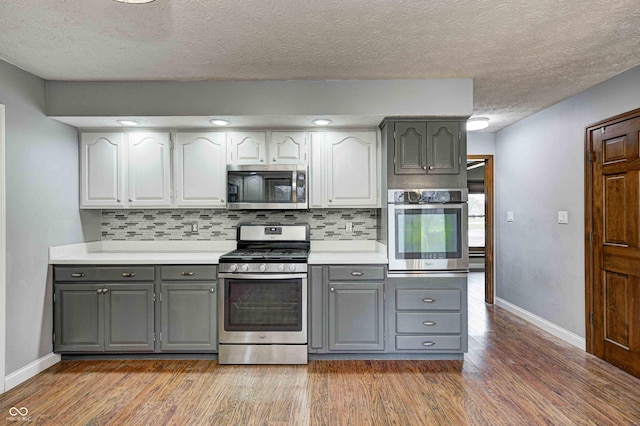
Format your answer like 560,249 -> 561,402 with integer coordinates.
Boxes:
117,120 -> 140,126
466,117 -> 490,131
209,119 -> 231,126
312,118 -> 332,126
113,0 -> 156,4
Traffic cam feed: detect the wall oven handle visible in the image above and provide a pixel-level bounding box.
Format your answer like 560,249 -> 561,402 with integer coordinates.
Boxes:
219,273 -> 308,280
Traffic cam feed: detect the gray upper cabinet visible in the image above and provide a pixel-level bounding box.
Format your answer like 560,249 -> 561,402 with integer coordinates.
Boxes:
426,121 -> 460,175
394,122 -> 427,174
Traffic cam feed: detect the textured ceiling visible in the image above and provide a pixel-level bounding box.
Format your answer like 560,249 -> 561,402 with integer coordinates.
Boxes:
1,0 -> 639,131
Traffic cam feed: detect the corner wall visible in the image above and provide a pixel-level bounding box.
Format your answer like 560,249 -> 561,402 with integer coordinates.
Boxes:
0,59 -> 101,376
494,65 -> 640,338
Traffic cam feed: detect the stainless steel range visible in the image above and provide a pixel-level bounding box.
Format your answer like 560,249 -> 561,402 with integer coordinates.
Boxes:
218,224 -> 309,364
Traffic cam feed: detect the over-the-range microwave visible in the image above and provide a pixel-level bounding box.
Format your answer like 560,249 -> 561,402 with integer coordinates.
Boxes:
226,164 -> 308,210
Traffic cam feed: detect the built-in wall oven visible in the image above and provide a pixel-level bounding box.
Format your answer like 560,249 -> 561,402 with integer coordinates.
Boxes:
388,189 -> 469,273
218,224 -> 309,364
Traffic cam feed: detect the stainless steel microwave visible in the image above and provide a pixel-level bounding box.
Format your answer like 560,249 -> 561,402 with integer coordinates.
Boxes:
227,165 -> 308,210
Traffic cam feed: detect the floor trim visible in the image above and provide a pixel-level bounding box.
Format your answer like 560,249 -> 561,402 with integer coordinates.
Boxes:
495,297 -> 586,350
4,353 -> 61,392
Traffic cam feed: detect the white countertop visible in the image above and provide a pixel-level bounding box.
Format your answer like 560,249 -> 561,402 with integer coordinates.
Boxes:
49,240 -> 388,265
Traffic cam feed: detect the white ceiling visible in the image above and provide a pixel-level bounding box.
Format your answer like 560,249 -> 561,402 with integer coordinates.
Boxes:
1,0 -> 639,131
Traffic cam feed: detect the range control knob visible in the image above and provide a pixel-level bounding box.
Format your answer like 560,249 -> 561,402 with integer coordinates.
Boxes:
228,264 -> 238,272
289,264 -> 297,272
277,264 -> 285,272
259,264 -> 267,272
240,264 -> 249,272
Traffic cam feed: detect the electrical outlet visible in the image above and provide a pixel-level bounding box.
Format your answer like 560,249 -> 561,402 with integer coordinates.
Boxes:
558,211 -> 569,224
345,221 -> 353,233
191,223 -> 198,232
506,211 -> 514,222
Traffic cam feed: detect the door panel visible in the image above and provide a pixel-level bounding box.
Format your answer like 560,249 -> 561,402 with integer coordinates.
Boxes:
394,122 -> 426,174
591,114 -> 640,377
104,284 -> 155,352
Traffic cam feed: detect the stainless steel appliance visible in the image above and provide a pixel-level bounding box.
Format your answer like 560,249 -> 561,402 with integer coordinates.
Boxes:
226,165 -> 307,210
218,224 -> 309,364
388,189 -> 469,273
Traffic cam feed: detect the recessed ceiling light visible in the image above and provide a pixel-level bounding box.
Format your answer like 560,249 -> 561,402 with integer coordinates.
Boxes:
117,120 -> 140,126
312,118 -> 333,126
466,117 -> 490,131
209,119 -> 231,126
113,0 -> 156,4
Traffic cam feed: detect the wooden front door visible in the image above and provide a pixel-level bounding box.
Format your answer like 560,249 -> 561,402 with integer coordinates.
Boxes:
588,110 -> 640,377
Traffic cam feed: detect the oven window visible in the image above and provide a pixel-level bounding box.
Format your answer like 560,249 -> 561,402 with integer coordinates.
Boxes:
395,208 -> 462,259
224,278 -> 303,331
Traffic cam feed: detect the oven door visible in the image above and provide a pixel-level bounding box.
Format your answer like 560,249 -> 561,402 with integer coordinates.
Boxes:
218,273 -> 307,344
388,203 -> 468,272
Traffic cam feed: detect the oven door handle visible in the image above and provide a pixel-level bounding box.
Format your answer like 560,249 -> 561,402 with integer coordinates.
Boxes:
219,273 -> 308,280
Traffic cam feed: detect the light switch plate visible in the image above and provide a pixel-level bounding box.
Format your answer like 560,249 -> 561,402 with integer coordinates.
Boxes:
506,211 -> 514,222
345,221 -> 353,233
558,211 -> 569,224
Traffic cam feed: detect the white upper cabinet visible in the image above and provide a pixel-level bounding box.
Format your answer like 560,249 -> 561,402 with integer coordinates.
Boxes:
311,131 -> 379,208
174,132 -> 227,208
228,132 -> 267,164
81,132 -> 126,208
268,132 -> 307,164
127,132 -> 171,207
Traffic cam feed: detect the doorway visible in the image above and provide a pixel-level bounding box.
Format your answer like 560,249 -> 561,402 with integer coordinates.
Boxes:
0,104 -> 5,393
585,107 -> 640,378
467,155 -> 494,304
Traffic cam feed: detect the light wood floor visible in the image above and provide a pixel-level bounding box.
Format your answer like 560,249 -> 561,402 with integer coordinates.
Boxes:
3,273 -> 640,425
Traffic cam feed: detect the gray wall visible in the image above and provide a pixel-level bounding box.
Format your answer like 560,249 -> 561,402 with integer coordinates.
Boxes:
495,65 -> 640,338
0,59 -> 101,375
468,132 -> 496,156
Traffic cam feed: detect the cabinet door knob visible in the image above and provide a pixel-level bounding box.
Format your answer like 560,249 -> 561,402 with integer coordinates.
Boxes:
422,341 -> 436,347
102,288 -> 110,293
181,272 -> 195,276
128,199 -> 132,202
273,158 -> 276,162
422,298 -> 435,303
428,166 -> 434,170
260,159 -> 264,162
330,287 -> 335,292
71,273 -> 86,278
210,288 -> 215,293
422,166 -> 427,170
117,199 -> 121,203
122,272 -> 136,278
97,289 -> 103,294
220,199 -> 225,203
423,321 -> 436,326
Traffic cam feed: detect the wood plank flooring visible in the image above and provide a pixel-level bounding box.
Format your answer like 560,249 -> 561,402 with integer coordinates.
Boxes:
3,273 -> 640,425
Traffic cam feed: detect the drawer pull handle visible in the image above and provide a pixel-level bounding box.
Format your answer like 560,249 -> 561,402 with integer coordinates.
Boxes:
422,341 -> 436,347
210,288 -> 215,293
122,273 -> 136,278
182,272 -> 195,276
423,321 -> 436,326
422,298 -> 436,303
350,271 -> 363,276
71,273 -> 86,278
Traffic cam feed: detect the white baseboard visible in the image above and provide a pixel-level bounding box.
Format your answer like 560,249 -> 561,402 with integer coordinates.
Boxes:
495,298 -> 586,351
4,353 -> 61,392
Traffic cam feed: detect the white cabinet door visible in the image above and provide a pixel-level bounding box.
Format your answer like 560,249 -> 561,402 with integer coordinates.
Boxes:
326,131 -> 378,207
228,132 -> 266,164
309,132 -> 326,208
174,132 -> 227,208
80,132 -> 126,208
127,132 -> 171,207
268,132 -> 307,164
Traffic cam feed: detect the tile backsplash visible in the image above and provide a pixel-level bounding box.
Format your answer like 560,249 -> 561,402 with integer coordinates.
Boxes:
101,209 -> 379,241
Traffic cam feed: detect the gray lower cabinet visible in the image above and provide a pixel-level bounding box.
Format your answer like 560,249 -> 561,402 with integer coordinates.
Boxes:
159,265 -> 217,352
54,282 -> 155,352
387,275 -> 467,354
309,264 -> 385,353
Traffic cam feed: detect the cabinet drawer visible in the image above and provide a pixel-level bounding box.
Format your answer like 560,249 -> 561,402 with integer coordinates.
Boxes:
160,265 -> 217,281
396,289 -> 461,311
395,335 -> 461,351
396,312 -> 461,334
54,266 -> 155,282
328,265 -> 384,281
